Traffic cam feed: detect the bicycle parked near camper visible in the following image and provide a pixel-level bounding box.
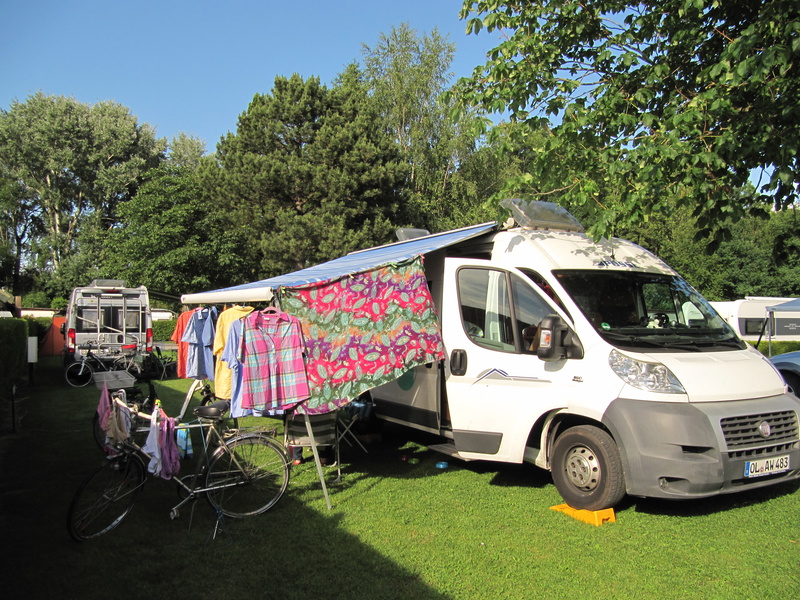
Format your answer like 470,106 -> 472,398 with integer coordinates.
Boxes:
64,344 -> 141,387
68,396 -> 290,541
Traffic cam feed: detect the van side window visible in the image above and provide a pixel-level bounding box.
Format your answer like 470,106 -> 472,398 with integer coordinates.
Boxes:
510,273 -> 558,353
457,268 -> 553,354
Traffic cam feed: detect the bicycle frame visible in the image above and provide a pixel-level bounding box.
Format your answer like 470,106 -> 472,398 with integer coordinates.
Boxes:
112,395 -> 280,520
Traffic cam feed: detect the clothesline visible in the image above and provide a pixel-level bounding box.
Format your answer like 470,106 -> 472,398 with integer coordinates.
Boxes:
172,256 -> 447,416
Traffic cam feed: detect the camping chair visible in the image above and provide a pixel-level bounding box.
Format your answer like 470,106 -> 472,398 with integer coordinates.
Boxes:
337,397 -> 373,454
284,411 -> 341,481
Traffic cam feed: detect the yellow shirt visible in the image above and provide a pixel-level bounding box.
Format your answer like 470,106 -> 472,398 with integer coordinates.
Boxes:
212,305 -> 254,400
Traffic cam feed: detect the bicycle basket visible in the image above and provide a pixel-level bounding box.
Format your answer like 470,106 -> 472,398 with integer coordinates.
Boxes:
93,370 -> 137,389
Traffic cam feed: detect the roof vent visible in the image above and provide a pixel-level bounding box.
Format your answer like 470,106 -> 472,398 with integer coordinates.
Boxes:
500,199 -> 584,232
89,279 -> 127,288
396,228 -> 431,241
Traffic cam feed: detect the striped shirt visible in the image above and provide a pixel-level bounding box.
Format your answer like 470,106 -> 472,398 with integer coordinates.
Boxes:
239,309 -> 310,412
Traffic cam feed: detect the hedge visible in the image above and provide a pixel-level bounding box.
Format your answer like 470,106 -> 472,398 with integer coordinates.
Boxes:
0,318 -> 28,397
750,340 -> 800,355
152,319 -> 176,342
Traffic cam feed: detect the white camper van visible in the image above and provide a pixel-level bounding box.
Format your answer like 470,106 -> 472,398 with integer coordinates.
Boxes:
369,202 -> 800,510
64,279 -> 153,363
182,201 -> 800,511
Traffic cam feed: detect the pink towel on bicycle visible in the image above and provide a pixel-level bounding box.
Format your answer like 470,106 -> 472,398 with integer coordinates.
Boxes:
143,410 -> 181,480
97,383 -> 112,431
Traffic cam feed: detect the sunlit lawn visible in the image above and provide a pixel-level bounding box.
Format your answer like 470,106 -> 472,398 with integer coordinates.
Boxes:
1,358 -> 799,599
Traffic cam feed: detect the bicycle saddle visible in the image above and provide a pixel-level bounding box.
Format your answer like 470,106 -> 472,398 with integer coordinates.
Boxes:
194,400 -> 230,419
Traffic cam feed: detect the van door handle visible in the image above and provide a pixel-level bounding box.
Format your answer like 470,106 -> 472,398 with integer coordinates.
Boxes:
450,349 -> 467,376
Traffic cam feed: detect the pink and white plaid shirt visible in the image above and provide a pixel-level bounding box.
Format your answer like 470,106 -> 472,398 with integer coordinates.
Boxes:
239,308 -> 310,412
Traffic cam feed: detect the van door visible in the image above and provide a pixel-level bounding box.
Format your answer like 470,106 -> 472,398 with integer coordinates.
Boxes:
442,258 -> 578,463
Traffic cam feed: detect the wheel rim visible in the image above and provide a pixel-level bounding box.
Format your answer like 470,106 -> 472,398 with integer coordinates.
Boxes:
563,445 -> 601,491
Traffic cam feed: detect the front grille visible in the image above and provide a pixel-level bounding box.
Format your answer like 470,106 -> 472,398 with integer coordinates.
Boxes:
721,410 -> 798,451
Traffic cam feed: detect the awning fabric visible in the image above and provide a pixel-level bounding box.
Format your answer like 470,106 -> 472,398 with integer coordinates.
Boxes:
180,222 -> 496,305
284,256 -> 446,414
767,298 -> 800,313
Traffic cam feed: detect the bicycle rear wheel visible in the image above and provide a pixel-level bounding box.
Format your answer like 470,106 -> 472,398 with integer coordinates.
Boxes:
67,454 -> 146,541
65,361 -> 94,387
205,436 -> 289,517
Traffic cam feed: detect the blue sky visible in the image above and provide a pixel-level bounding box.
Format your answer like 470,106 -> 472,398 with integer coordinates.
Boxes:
1,0 -> 502,151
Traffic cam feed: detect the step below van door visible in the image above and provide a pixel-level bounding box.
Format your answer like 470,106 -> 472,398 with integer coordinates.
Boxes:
442,258 -> 576,463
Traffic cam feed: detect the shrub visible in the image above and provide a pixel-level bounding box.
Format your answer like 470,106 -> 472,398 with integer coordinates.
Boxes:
152,319 -> 176,342
0,318 -> 28,397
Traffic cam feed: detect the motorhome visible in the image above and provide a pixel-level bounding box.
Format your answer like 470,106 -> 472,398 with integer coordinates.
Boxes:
63,279 -> 153,363
709,296 -> 800,342
182,201 -> 800,511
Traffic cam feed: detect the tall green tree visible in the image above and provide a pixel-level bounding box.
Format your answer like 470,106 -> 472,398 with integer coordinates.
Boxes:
202,70 -> 408,279
167,132 -> 207,170
0,172 -> 41,294
455,1 -> 800,243
107,165 -> 248,297
0,93 -> 165,279
362,23 -> 493,232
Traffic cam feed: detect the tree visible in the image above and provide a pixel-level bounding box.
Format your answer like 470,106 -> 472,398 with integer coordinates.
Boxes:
167,132 -> 207,170
455,1 -> 800,243
0,93 -> 165,278
202,70 -> 408,279
107,165 -> 248,297
362,23 -> 493,232
0,172 -> 41,294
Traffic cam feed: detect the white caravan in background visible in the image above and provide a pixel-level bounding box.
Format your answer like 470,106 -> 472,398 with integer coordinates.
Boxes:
709,296 -> 800,342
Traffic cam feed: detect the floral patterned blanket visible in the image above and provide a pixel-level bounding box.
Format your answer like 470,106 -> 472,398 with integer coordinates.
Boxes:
279,256 -> 445,414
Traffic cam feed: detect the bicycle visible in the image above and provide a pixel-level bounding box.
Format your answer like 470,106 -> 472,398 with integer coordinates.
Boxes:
64,343 -> 141,387
68,395 -> 290,541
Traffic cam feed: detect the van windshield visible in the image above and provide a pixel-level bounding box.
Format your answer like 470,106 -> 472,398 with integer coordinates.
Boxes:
554,270 -> 745,352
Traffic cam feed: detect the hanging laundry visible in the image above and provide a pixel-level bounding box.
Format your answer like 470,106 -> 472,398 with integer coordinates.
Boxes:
238,308 -> 310,413
171,308 -> 197,379
182,306 -> 217,380
142,409 -> 181,479
279,256 -> 445,414
213,305 -> 254,400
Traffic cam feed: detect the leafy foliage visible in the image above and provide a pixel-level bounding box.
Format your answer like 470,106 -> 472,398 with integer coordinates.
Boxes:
362,23 -> 496,232
203,71 -> 408,278
456,1 -> 800,242
0,93 -> 165,287
106,165 -> 248,296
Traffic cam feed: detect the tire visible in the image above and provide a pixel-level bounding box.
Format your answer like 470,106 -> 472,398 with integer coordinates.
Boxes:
551,425 -> 626,511
65,361 -> 94,387
204,436 -> 289,518
781,371 -> 800,396
67,454 -> 146,541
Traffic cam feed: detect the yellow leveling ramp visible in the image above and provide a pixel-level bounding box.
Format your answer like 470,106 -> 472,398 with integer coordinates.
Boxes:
550,504 -> 616,526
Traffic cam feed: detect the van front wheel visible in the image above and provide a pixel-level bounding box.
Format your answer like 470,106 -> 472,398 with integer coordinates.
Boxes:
551,425 -> 625,511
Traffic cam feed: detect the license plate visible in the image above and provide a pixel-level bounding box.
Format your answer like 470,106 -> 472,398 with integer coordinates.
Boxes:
744,455 -> 790,478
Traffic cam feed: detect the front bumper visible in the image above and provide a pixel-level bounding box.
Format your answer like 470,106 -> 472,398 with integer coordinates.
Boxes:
603,394 -> 800,499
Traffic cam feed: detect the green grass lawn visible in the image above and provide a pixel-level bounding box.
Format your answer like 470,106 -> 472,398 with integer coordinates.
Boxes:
2,358 -> 799,599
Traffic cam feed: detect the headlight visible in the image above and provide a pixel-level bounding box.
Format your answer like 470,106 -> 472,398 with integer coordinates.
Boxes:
609,349 -> 685,394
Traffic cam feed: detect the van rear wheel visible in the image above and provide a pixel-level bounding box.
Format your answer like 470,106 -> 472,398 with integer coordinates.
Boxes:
551,425 -> 625,511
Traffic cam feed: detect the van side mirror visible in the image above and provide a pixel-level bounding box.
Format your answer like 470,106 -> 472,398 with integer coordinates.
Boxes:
536,315 -> 584,362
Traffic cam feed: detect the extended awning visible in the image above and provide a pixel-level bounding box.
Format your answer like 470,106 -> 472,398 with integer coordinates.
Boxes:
180,222 -> 497,304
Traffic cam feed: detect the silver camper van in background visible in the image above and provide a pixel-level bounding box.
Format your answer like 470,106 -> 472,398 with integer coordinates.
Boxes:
63,279 -> 153,363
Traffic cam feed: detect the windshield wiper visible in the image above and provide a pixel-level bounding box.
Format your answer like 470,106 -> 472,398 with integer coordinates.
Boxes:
599,331 -> 673,348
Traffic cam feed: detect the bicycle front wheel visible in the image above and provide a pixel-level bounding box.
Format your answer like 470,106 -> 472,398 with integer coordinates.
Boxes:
65,361 -> 94,387
205,436 -> 289,517
67,454 -> 146,541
